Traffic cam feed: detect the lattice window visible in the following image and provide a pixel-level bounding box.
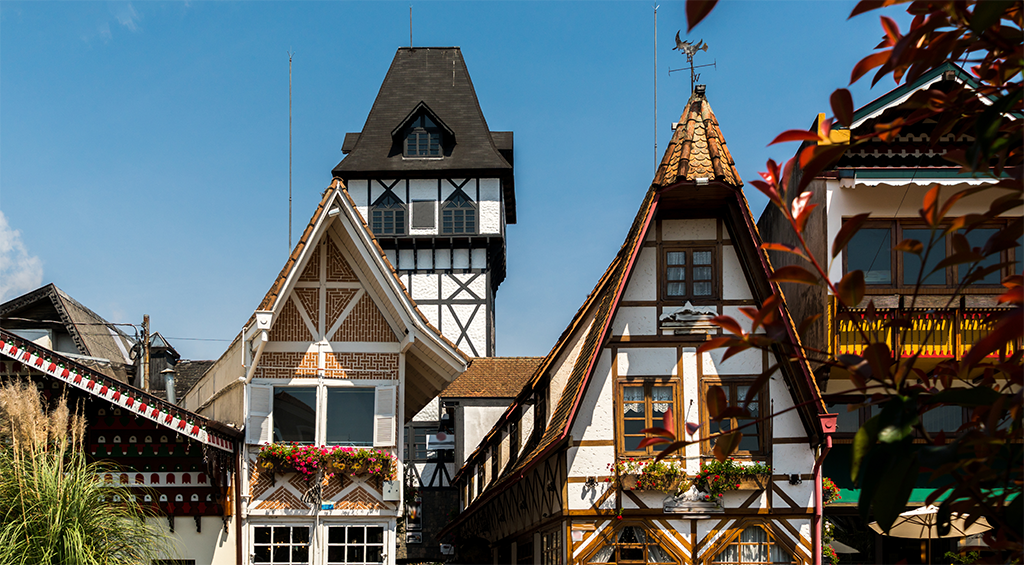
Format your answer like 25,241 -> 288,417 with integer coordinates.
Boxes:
326,525 -> 385,564
371,192 -> 406,236
252,525 -> 310,564
703,379 -> 764,456
665,248 -> 715,299
541,528 -> 563,565
442,190 -> 476,234
619,380 -> 678,455
710,525 -> 796,564
404,115 -> 441,157
586,525 -> 677,564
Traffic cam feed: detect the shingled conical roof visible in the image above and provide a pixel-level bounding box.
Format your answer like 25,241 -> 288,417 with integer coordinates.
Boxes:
653,85 -> 742,188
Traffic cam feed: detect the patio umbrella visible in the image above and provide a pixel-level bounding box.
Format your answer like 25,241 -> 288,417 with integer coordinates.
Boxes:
869,505 -> 992,563
830,540 -> 860,554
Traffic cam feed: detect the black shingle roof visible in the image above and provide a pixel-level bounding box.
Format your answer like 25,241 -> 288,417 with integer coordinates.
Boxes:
333,47 -> 516,221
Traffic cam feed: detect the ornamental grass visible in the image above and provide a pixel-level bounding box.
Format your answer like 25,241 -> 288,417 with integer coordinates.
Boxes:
0,380 -> 171,565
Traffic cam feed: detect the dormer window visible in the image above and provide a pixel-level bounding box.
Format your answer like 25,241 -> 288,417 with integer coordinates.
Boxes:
442,190 -> 476,234
404,115 -> 441,157
371,191 -> 406,236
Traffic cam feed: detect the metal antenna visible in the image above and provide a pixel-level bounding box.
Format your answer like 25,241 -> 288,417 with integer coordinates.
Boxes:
654,4 -> 659,168
288,50 -> 294,251
669,32 -> 715,93
409,5 -> 413,47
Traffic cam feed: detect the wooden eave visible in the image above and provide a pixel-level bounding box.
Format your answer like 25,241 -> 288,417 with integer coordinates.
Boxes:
0,328 -> 240,451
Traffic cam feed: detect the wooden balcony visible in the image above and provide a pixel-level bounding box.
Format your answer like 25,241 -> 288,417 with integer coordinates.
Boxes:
831,306 -> 1017,360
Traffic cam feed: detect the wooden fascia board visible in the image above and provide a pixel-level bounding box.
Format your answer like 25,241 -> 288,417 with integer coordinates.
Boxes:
726,190 -> 827,443
264,192 -> 336,321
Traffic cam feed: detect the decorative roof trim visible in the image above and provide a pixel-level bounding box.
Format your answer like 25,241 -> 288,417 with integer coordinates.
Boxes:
390,101 -> 456,139
0,329 -> 238,452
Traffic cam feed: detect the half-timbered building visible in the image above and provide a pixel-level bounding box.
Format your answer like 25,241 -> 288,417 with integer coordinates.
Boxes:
182,182 -> 469,565
0,328 -> 242,564
441,85 -> 835,565
758,62 -> 1022,563
333,46 -> 516,359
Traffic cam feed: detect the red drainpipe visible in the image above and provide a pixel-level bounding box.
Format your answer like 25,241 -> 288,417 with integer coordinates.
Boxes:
813,415 -> 837,565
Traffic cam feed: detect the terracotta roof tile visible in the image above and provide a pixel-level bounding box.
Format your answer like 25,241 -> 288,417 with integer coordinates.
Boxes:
440,357 -> 544,398
653,86 -> 742,188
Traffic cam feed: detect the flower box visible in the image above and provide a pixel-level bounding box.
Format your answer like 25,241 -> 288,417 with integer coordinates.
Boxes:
618,473 -> 688,493
735,475 -> 768,490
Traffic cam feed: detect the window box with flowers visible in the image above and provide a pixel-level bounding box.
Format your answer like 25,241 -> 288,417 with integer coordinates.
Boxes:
256,443 -> 398,483
692,459 -> 771,501
609,458 -> 689,494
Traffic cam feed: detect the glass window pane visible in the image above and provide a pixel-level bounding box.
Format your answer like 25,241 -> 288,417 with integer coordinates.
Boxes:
922,405 -> 962,433
667,251 -> 686,266
273,546 -> 290,563
847,227 -> 892,284
347,546 -> 365,562
326,388 -> 375,446
329,527 -> 344,543
624,420 -> 646,435
348,527 -> 365,544
292,526 -> 309,544
254,527 -> 271,544
367,527 -> 384,544
693,281 -> 713,296
273,388 -> 317,443
693,251 -> 712,265
961,228 -> 1001,284
828,402 -> 860,433
903,228 -> 946,285
253,546 -> 271,563
693,266 -> 712,281
292,545 -> 309,563
366,546 -> 384,563
623,436 -> 643,452
328,546 -> 344,563
666,267 -> 686,282
667,282 -> 686,297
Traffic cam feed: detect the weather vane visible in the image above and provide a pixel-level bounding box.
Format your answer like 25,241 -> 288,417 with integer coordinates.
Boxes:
670,32 -> 715,93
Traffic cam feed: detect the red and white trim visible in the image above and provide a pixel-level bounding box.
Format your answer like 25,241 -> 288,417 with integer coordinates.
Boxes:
0,335 -> 234,453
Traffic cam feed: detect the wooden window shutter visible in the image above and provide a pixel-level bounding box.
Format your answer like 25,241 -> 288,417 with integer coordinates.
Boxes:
373,385 -> 397,447
247,384 -> 273,445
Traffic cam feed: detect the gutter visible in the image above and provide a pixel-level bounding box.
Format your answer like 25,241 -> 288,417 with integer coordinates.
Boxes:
813,415 -> 837,565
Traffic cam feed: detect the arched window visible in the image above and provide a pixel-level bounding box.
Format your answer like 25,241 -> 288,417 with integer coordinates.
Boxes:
404,115 -> 441,157
371,192 -> 407,236
442,190 -> 476,235
586,525 -> 677,564
710,526 -> 796,564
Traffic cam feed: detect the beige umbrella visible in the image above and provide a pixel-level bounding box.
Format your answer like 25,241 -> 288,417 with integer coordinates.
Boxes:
869,505 -> 992,563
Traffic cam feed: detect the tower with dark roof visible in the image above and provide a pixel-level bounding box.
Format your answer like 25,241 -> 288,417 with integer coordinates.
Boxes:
334,47 -> 515,357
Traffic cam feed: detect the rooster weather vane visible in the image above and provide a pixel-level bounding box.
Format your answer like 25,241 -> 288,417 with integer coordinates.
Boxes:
671,32 -> 715,93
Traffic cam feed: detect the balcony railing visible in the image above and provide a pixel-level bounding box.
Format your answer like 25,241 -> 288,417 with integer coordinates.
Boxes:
832,306 -> 1017,360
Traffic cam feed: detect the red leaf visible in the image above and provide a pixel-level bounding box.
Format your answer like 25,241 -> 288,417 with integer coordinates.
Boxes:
770,265 -> 820,286
685,422 -> 700,436
697,337 -> 735,354
831,89 -> 855,127
879,15 -> 901,44
722,342 -> 754,362
836,270 -> 866,308
761,242 -> 809,261
750,180 -> 781,206
707,386 -> 727,420
637,436 -> 671,449
640,427 -> 675,440
751,295 -> 782,333
796,145 -> 848,193
662,406 -> 675,438
686,0 -> 719,32
832,213 -> 871,258
713,432 -> 742,462
893,239 -> 924,254
849,0 -> 887,19
769,129 -> 821,145
711,315 -> 745,336
920,184 -> 941,227
850,51 -> 890,84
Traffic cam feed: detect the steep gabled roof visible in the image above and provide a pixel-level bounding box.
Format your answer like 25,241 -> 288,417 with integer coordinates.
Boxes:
333,47 -> 517,222
237,180 -> 468,418
0,328 -> 239,451
0,283 -> 135,382
443,88 -> 828,536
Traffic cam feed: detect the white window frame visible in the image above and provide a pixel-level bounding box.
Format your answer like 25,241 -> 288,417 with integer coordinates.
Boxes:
321,521 -> 391,565
249,521 -> 314,565
246,379 -> 397,447
248,519 -> 393,565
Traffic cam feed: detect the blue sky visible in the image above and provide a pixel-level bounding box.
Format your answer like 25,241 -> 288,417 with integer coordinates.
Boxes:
0,1 -> 908,360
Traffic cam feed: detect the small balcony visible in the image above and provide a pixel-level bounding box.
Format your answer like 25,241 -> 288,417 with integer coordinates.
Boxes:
832,306 -> 1017,360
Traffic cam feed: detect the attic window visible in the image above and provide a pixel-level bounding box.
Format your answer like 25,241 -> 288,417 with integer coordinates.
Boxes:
442,190 -> 476,234
404,115 -> 441,157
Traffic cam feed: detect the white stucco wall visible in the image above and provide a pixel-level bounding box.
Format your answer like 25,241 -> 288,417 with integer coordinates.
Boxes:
722,245 -> 753,300
621,247 -> 657,301
617,347 -> 678,377
611,306 -> 657,336
662,218 -> 716,241
151,516 -> 237,565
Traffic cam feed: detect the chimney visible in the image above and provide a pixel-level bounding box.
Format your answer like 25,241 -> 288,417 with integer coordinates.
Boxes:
162,368 -> 176,405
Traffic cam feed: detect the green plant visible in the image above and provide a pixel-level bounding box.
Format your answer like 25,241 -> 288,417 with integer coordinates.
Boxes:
0,380 -> 171,565
823,477 -> 841,504
691,459 -> 772,500
944,550 -> 981,565
257,443 -> 398,482
608,458 -> 687,492
823,544 -> 839,565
